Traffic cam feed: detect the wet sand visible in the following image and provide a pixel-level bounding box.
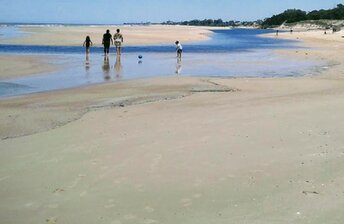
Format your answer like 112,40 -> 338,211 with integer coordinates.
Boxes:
0,25 -> 215,46
0,55 -> 58,79
1,30 -> 344,223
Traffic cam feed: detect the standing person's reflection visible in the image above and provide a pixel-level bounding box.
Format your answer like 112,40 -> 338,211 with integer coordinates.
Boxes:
114,55 -> 122,79
175,57 -> 182,75
85,53 -> 90,72
102,56 -> 111,80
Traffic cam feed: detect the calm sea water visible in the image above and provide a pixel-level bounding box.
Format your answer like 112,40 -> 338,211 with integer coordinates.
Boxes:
0,28 -> 323,97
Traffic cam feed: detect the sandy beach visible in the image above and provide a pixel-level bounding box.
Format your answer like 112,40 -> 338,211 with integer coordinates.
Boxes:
0,25 -> 215,46
1,27 -> 344,223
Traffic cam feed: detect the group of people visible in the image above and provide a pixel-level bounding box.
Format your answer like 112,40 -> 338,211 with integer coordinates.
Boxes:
83,29 -> 123,55
83,29 -> 183,59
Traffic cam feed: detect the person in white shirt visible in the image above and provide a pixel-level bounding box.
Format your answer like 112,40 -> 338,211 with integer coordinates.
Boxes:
113,29 -> 124,55
175,41 -> 183,59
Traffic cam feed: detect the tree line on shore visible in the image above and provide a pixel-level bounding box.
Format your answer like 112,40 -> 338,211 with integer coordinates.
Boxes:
261,4 -> 344,28
161,4 -> 344,28
162,19 -> 261,27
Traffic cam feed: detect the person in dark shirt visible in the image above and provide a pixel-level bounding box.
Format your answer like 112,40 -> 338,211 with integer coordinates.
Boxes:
102,30 -> 113,55
83,36 -> 93,54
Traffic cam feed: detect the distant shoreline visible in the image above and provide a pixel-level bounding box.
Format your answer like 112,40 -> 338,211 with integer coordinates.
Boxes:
0,25 -> 216,46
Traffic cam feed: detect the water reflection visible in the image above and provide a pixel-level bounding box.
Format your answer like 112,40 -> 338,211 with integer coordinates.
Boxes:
138,55 -> 143,64
114,55 -> 122,79
175,57 -> 182,75
0,51 -> 323,98
102,55 -> 111,80
85,53 -> 90,72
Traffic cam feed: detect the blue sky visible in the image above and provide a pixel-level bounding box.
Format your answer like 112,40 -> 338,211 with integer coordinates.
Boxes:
0,0 -> 341,24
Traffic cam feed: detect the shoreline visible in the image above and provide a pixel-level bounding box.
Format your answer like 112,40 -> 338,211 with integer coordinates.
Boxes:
262,30 -> 344,80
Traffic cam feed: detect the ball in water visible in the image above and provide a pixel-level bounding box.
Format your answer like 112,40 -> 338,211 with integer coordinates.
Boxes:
138,55 -> 143,59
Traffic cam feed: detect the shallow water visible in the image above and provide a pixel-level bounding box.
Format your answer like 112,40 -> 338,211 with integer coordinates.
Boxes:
0,26 -> 29,39
0,28 -> 324,97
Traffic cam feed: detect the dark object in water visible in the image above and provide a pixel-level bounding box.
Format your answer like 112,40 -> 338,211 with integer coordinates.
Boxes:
138,55 -> 143,59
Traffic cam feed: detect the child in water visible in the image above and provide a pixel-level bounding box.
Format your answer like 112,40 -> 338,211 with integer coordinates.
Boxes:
175,41 -> 183,59
83,36 -> 93,54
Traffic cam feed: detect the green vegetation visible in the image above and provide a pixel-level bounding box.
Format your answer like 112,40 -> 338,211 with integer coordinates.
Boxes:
162,19 -> 262,27
161,5 -> 344,29
262,4 -> 344,28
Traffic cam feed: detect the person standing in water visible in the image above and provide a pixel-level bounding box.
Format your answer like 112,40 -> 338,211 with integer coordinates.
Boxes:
113,29 -> 124,55
83,36 -> 93,54
102,30 -> 113,55
175,41 -> 183,59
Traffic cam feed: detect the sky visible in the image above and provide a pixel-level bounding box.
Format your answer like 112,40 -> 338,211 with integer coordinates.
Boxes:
0,0 -> 341,24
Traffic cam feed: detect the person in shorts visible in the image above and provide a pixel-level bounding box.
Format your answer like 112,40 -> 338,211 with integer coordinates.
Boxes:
102,30 -> 113,55
113,29 -> 124,55
175,41 -> 183,59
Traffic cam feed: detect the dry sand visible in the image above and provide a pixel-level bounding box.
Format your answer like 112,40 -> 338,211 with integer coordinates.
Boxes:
0,25 -> 215,46
1,29 -> 344,223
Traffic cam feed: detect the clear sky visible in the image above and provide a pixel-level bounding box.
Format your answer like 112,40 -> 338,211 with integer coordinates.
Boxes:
0,0 -> 341,24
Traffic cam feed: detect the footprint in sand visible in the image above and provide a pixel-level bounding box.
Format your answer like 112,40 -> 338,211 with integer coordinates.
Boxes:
142,219 -> 159,224
193,194 -> 202,199
47,204 -> 59,209
46,217 -> 57,223
79,191 -> 87,197
104,204 -> 115,209
0,176 -> 10,182
180,198 -> 192,207
25,202 -> 34,207
136,184 -> 145,192
218,177 -> 227,182
113,180 -> 122,185
180,198 -> 191,203
192,179 -> 204,187
144,206 -> 155,213
53,188 -> 65,194
123,214 -> 137,220
111,220 -> 122,224
104,199 -> 116,208
149,154 -> 163,171
68,178 -> 80,188
183,202 -> 192,207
